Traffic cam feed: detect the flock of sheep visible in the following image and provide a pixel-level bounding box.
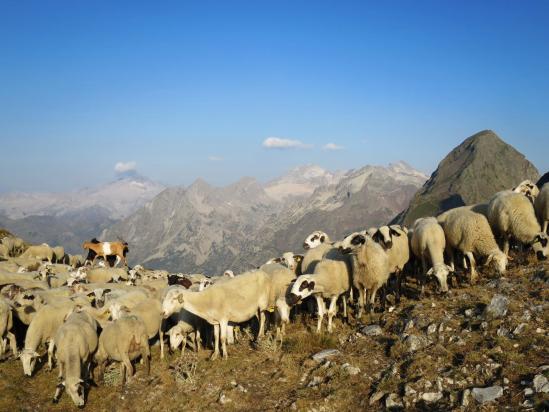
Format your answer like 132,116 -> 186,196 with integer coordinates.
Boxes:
0,179 -> 548,407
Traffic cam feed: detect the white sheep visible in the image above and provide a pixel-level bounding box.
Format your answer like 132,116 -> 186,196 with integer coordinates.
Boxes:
52,308 -> 98,407
287,258 -> 350,333
338,233 -> 390,317
161,270 -> 272,360
52,246 -> 66,264
109,298 -> 164,359
19,244 -> 54,263
371,225 -> 410,302
259,262 -> 298,340
440,209 -> 507,283
410,217 -> 453,294
0,244 -> 9,259
301,231 -> 333,274
513,179 -> 540,204
85,267 -> 129,283
0,297 -> 18,358
165,308 -> 204,357
95,315 -> 150,386
487,190 -> 549,260
20,303 -> 75,376
535,183 -> 549,234
280,252 -> 304,276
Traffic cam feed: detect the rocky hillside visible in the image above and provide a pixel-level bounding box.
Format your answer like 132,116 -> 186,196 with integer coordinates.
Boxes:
104,162 -> 427,273
231,162 -> 427,270
395,130 -> 539,225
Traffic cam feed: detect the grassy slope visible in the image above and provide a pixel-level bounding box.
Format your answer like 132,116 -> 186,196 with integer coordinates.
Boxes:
0,252 -> 547,411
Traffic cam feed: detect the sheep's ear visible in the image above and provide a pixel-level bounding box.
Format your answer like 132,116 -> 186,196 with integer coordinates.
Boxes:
351,234 -> 366,246
486,254 -> 494,265
372,230 -> 383,243
177,294 -> 184,303
320,235 -> 325,242
389,227 -> 401,237
294,255 -> 303,263
273,257 -> 282,263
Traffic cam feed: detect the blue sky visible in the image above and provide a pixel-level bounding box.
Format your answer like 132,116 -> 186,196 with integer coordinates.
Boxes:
1,1 -> 548,192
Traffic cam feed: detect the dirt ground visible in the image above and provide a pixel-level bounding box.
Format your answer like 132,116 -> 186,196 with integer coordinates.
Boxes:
1,252 -> 548,411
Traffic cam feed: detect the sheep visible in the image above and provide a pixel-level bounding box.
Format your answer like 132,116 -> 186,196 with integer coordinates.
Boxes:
85,267 -> 129,283
338,233 -> 390,317
280,252 -> 304,276
287,258 -> 351,333
52,246 -> 66,264
259,262 -> 298,340
0,297 -> 18,358
82,240 -> 129,267
440,209 -> 507,284
1,237 -> 24,257
0,244 -> 9,259
20,303 -> 76,376
161,270 -> 273,360
69,254 -> 84,269
109,298 -> 164,359
165,308 -> 204,357
301,231 -> 334,274
371,225 -> 410,302
513,179 -> 540,204
410,217 -> 453,294
95,314 -> 150,386
535,183 -> 549,234
487,190 -> 549,260
52,308 -> 98,407
20,244 -> 54,263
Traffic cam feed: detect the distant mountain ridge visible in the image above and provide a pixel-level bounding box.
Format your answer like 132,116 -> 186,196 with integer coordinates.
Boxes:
0,174 -> 165,220
395,130 -> 540,225
103,162 -> 428,273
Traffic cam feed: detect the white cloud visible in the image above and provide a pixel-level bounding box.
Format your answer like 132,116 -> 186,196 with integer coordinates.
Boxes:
323,143 -> 344,151
262,137 -> 312,150
208,155 -> 223,161
114,161 -> 137,173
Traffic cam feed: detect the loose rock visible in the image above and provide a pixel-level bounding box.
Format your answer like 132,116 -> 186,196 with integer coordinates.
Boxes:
484,294 -> 509,319
405,335 -> 429,352
311,349 -> 340,362
360,325 -> 382,336
385,393 -> 403,409
533,374 -> 549,393
421,392 -> 443,403
471,386 -> 503,404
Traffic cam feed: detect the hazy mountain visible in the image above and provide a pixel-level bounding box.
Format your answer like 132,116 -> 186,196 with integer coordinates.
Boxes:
0,174 -> 165,220
104,162 -> 427,274
264,164 -> 345,201
102,177 -> 279,273
394,130 -> 540,225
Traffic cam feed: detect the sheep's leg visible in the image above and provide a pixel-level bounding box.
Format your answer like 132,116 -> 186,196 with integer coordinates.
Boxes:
326,296 -> 338,333
226,325 -> 235,345
342,295 -> 347,320
357,288 -> 365,318
47,339 -> 55,371
195,329 -> 202,352
348,287 -> 354,304
52,361 -> 64,403
369,287 -> 378,315
315,296 -> 326,333
258,311 -> 266,339
503,236 -> 510,257
121,354 -> 133,384
7,332 -> 18,357
543,221 -> 548,234
380,285 -> 387,312
159,328 -> 165,360
211,324 -> 220,360
141,336 -> 150,375
466,252 -> 478,284
420,256 -> 427,297
220,321 -> 228,360
120,362 -> 127,386
395,270 -> 402,304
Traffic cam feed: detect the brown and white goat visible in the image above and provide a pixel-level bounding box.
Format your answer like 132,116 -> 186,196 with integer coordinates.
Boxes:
82,240 -> 129,267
